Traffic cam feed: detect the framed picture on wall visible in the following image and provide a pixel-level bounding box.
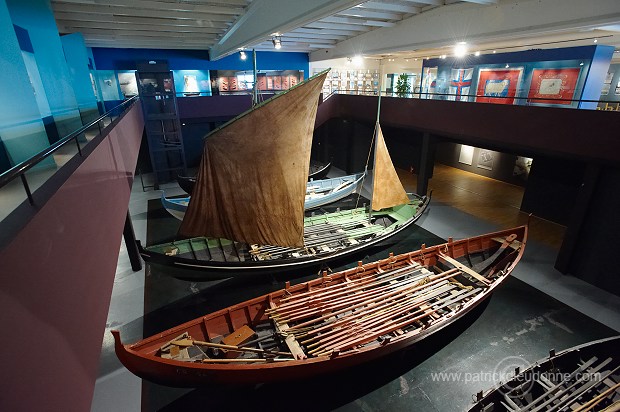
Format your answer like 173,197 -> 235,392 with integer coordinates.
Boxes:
527,67 -> 581,105
458,145 -> 474,165
475,68 -> 524,104
477,149 -> 494,171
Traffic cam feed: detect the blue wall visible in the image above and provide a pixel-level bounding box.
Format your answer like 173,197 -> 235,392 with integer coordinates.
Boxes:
6,0 -> 82,135
422,45 -> 613,109
61,33 -> 99,115
0,0 -> 50,171
91,48 -> 310,78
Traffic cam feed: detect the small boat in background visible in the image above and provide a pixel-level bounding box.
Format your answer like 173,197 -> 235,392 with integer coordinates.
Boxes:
162,172 -> 366,221
177,161 -> 332,195
177,175 -> 196,195
115,226 -> 527,386
308,161 -> 331,181
469,335 -> 620,412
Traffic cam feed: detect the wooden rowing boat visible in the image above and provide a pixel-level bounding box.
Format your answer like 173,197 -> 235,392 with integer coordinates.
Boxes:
115,226 -> 527,386
162,172 -> 365,221
469,335 -> 620,412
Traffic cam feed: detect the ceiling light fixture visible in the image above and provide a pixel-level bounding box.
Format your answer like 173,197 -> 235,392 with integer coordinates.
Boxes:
240,50 -> 247,60
505,64 -> 510,68
474,51 -> 481,57
492,50 -> 497,54
440,54 -> 447,59
352,55 -> 362,65
272,36 -> 282,49
594,38 -> 598,43
454,42 -> 468,58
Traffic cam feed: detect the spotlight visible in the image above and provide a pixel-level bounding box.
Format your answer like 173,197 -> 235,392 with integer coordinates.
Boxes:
240,51 -> 247,60
352,55 -> 362,65
454,42 -> 467,58
505,64 -> 510,68
492,50 -> 496,54
272,36 -> 281,49
440,54 -> 447,59
594,38 -> 598,43
474,51 -> 481,56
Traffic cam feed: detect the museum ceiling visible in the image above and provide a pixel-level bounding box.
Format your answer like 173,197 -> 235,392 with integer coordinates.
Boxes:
51,0 -> 620,61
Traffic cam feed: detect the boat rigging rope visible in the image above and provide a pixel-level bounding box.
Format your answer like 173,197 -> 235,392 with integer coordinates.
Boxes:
354,121 -> 378,211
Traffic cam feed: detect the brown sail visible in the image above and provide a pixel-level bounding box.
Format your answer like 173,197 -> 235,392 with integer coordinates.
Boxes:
371,123 -> 410,211
179,71 -> 328,248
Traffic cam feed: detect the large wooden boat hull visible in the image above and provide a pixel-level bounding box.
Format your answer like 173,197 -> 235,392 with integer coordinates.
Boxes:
115,226 -> 527,386
162,173 -> 365,221
469,335 -> 620,412
139,194 -> 430,280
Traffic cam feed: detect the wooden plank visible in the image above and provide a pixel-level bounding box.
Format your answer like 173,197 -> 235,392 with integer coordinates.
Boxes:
269,301 -> 307,360
438,253 -> 491,286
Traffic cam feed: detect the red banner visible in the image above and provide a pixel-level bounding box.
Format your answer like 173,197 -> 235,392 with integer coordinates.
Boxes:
527,68 -> 581,105
475,68 -> 523,105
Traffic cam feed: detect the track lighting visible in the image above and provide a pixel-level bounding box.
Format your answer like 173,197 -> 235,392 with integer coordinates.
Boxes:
272,36 -> 282,49
240,51 -> 247,60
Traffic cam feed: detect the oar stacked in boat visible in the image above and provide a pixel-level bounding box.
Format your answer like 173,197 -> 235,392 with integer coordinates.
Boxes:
267,261 -> 483,357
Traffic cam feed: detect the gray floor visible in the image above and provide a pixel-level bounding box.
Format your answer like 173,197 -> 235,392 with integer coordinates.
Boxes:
90,170 -> 620,412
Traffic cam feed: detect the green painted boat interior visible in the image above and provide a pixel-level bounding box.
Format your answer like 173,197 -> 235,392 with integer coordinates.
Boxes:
145,198 -> 426,263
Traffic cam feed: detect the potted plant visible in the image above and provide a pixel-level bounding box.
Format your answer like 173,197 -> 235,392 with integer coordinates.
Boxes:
395,73 -> 410,97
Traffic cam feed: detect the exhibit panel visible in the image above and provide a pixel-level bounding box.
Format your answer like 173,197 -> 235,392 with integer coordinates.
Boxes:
421,45 -> 613,108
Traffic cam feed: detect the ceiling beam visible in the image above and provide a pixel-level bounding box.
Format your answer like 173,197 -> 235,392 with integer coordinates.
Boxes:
310,0 -> 620,61
306,21 -> 373,32
337,9 -> 402,20
282,32 -> 347,40
291,27 -> 362,36
52,3 -> 237,21
63,27 -> 220,39
209,0 -> 366,60
53,12 -> 230,28
321,16 -> 396,27
51,0 -> 244,15
56,20 -> 223,33
360,2 -> 420,14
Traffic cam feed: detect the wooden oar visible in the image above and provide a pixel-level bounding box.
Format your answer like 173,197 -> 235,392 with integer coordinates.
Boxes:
172,339 -> 292,357
573,382 -> 620,412
284,269 -> 459,331
274,270 -> 432,322
438,253 -> 491,286
470,233 -> 517,273
302,283 -> 454,347
277,269 -> 450,324
276,263 -> 422,306
270,265 -> 426,317
307,285 -> 462,353
313,288 -> 479,356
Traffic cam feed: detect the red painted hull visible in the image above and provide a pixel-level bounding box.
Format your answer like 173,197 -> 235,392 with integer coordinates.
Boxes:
113,226 -> 527,386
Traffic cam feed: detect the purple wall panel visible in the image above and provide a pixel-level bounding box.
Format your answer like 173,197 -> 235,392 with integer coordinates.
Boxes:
317,94 -> 620,165
0,103 -> 144,412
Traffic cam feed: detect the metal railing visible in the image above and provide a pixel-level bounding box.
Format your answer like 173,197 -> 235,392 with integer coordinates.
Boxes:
323,88 -> 618,107
0,96 -> 139,204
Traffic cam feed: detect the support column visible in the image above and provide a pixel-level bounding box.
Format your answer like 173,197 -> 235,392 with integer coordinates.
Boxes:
123,211 -> 142,272
555,163 -> 600,273
417,132 -> 435,196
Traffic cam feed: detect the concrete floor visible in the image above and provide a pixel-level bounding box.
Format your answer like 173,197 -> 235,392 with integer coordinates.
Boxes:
91,166 -> 620,412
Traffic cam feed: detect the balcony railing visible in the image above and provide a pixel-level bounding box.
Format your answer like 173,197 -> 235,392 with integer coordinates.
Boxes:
0,97 -> 138,222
